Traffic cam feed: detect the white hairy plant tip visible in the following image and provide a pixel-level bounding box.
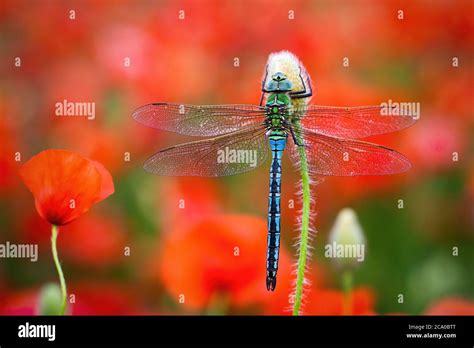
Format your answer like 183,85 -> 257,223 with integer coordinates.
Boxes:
264,50 -> 312,109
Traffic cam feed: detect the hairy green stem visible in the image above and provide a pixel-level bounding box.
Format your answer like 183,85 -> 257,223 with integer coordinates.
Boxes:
292,141 -> 311,316
51,224 -> 67,315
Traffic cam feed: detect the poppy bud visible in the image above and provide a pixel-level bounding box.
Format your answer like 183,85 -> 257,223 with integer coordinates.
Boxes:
326,208 -> 366,271
37,283 -> 64,315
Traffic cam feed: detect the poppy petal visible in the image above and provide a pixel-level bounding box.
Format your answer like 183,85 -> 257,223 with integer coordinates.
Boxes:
91,160 -> 115,203
19,149 -> 112,225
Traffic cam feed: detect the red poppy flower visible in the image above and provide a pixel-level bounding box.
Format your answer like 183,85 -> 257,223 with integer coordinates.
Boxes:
304,287 -> 376,315
153,214 -> 292,312
19,149 -> 114,226
425,297 -> 474,315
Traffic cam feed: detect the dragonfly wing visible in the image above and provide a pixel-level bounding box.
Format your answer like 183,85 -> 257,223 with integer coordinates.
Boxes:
144,126 -> 269,177
288,130 -> 411,176
293,105 -> 417,139
132,103 -> 266,136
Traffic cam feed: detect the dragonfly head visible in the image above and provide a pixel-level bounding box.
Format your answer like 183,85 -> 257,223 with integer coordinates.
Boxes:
265,72 -> 293,93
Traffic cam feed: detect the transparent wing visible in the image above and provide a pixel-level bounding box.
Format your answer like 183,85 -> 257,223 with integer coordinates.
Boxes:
288,129 -> 411,176
292,105 -> 417,139
132,103 -> 266,136
144,125 -> 269,177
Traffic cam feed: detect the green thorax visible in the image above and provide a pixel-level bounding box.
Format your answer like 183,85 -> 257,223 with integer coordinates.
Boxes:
266,92 -> 291,138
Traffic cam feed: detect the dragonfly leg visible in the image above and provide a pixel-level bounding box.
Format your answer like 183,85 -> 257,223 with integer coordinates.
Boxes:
259,92 -> 265,106
289,68 -> 313,99
289,126 -> 304,147
260,64 -> 269,106
261,64 -> 269,91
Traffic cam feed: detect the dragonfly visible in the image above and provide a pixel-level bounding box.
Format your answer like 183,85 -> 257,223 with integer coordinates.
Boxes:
132,69 -> 416,291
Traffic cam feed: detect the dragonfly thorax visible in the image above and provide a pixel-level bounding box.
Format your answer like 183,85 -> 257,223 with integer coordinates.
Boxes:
262,72 -> 293,131
265,92 -> 291,131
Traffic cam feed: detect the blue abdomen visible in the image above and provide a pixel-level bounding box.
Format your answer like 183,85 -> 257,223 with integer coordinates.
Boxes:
266,136 -> 287,291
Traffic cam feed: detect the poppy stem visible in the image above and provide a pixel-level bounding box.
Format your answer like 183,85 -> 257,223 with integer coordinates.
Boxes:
292,138 -> 311,316
342,270 -> 353,315
51,224 -> 67,315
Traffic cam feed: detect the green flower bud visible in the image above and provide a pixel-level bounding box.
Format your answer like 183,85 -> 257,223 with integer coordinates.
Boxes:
326,208 -> 366,271
38,283 -> 63,315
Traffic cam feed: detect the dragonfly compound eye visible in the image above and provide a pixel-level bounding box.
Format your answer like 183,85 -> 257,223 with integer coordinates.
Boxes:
265,73 -> 293,93
272,72 -> 287,81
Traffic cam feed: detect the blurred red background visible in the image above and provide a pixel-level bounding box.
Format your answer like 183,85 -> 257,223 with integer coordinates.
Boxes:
0,0 -> 473,315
